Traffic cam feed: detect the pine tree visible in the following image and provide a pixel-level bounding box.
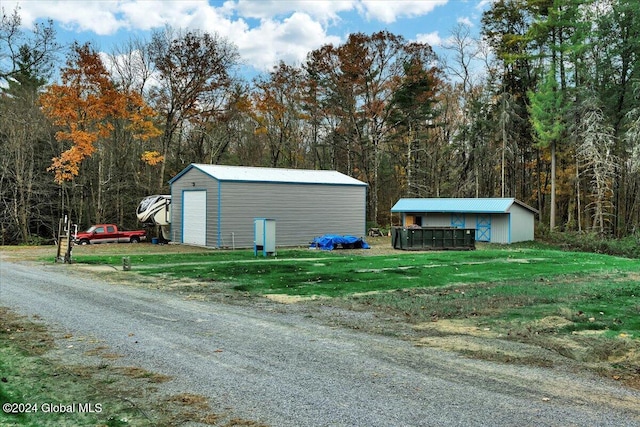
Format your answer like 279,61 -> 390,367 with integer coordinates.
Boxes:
528,67 -> 567,229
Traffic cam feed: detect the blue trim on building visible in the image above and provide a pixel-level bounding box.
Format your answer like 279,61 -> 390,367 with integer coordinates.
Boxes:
169,164 -> 195,184
217,180 -> 222,247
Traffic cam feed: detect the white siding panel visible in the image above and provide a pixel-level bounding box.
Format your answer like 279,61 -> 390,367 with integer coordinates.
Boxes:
490,214 -> 510,244
422,214 -> 451,227
183,190 -> 207,246
509,204 -> 535,242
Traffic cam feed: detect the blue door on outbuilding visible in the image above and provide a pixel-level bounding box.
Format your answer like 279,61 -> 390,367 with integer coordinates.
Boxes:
476,215 -> 491,242
450,213 -> 465,228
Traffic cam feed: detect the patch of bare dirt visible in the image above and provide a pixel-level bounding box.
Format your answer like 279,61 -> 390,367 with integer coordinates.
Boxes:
410,318 -> 564,367
414,318 -> 500,338
264,294 -> 320,304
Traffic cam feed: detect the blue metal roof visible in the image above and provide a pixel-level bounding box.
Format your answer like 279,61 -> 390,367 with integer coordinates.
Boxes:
391,198 -> 538,214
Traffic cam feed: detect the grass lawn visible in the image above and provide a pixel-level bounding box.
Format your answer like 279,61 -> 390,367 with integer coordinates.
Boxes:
72,244 -> 638,297
71,244 -> 640,335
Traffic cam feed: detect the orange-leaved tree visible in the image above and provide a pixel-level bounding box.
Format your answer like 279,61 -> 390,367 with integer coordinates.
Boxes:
40,43 -> 160,185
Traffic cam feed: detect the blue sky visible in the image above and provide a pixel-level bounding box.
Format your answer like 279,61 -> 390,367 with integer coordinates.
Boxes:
7,0 -> 493,77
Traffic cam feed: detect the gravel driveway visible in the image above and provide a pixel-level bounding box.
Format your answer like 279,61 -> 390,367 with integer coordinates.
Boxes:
1,258 -> 639,426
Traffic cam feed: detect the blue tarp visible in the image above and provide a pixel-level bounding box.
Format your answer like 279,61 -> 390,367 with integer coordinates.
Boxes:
310,234 -> 370,250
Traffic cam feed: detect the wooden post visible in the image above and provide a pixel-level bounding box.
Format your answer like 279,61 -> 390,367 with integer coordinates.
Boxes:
55,218 -> 63,262
55,217 -> 73,263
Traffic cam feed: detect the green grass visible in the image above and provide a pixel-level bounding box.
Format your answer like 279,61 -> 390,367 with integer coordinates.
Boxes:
72,247 -> 640,298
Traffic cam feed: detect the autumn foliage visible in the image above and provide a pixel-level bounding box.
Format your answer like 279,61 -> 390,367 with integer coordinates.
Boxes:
40,43 -> 160,184
140,150 -> 165,166
4,2 -> 640,243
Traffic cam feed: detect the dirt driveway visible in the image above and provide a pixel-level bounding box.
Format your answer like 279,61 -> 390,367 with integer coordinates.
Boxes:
1,253 -> 639,426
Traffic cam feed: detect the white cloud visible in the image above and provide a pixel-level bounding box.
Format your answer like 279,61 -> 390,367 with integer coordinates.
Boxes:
233,12 -> 341,72
416,31 -> 442,48
118,1 -> 209,31
9,0 -> 212,34
9,0 -> 125,34
185,3 -> 251,40
358,0 -> 448,23
457,16 -> 473,27
233,0 -> 355,23
476,0 -> 496,10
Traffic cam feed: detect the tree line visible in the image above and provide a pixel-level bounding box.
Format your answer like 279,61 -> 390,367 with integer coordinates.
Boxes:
1,0 -> 640,244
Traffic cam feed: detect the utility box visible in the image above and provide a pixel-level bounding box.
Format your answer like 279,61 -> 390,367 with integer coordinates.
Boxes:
392,227 -> 475,251
254,218 -> 276,256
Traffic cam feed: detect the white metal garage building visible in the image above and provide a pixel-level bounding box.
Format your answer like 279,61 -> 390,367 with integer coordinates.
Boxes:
391,198 -> 538,244
169,164 -> 368,248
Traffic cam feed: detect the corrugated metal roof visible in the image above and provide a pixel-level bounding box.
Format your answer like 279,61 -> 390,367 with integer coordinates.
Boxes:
169,164 -> 367,186
391,198 -> 538,214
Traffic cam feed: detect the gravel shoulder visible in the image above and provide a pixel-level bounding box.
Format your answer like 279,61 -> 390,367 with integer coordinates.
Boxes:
1,254 -> 640,426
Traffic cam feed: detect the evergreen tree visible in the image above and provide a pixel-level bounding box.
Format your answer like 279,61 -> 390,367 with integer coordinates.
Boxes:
528,67 -> 567,229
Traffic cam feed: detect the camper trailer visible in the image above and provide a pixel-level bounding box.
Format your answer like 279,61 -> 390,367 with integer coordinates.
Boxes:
136,195 -> 171,241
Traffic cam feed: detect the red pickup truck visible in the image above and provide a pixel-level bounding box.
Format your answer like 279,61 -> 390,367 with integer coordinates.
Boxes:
74,224 -> 147,245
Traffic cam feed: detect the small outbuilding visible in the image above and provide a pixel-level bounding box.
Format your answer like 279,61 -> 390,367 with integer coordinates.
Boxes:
169,164 -> 367,248
391,198 -> 538,244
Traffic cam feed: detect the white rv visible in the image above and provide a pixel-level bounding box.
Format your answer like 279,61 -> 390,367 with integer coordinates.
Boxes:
136,195 -> 171,241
